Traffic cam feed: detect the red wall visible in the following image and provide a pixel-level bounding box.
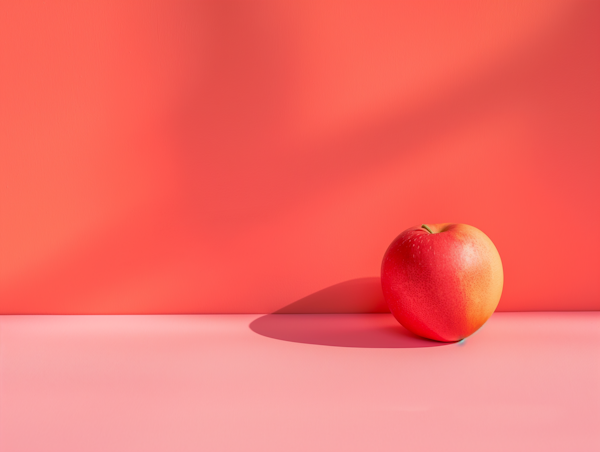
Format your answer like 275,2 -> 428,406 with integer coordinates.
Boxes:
1,1 -> 598,313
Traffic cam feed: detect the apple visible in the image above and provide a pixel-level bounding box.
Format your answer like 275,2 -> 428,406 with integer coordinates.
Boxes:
381,223 -> 503,342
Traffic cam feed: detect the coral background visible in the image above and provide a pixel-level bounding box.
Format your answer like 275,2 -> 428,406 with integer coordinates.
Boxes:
1,0 -> 598,313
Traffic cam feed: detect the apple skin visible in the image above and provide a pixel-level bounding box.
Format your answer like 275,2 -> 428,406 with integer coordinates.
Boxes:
381,223 -> 503,342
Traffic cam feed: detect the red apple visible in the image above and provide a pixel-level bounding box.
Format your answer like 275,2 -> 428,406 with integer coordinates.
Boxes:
381,223 -> 503,342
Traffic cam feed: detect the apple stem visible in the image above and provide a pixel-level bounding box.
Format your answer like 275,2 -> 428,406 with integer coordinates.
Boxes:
421,224 -> 434,234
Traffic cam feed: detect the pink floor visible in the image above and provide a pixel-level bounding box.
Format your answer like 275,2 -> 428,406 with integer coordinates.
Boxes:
1,312 -> 599,452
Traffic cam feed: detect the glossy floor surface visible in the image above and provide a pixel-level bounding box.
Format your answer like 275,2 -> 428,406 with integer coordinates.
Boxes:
1,312 -> 599,451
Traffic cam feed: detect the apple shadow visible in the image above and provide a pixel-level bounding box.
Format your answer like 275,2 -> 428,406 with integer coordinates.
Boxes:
249,278 -> 449,348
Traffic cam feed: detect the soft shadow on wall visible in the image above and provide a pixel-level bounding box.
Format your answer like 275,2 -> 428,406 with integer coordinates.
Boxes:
249,278 -> 448,348
1,1 -> 598,314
